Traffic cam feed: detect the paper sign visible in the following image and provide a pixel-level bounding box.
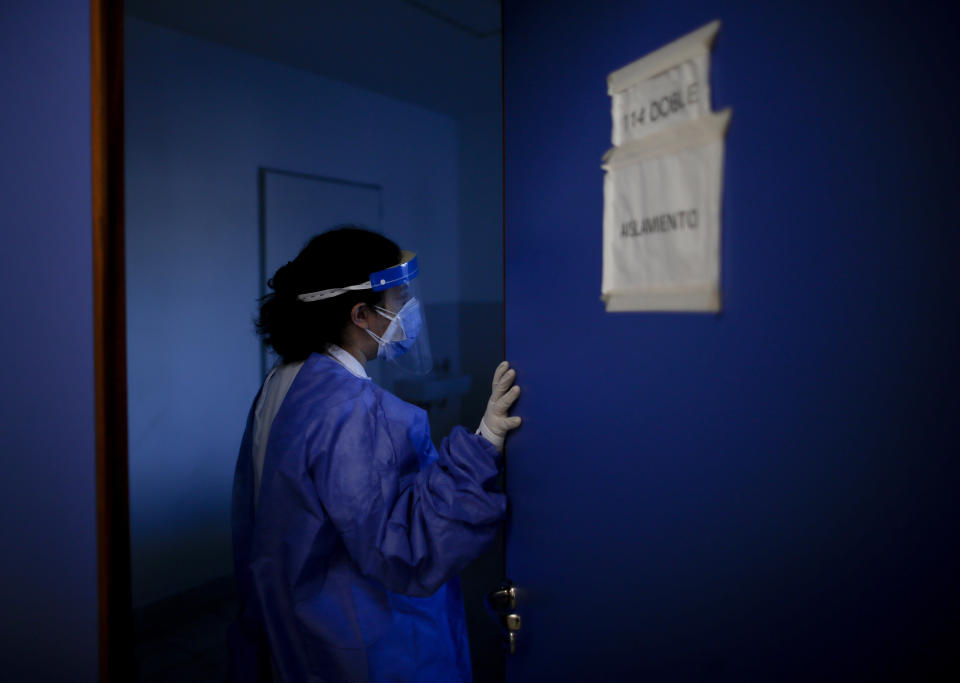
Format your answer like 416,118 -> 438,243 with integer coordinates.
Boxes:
608,20 -> 719,145
602,111 -> 730,311
611,53 -> 710,146
601,20 -> 730,312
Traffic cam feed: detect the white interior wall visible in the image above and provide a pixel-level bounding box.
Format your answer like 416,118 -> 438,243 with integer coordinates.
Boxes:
458,110 -> 503,304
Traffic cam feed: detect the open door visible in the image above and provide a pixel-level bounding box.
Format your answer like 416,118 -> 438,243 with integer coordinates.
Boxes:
499,1 -> 959,680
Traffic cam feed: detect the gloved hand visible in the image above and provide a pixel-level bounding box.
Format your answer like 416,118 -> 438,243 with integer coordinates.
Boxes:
477,361 -> 522,452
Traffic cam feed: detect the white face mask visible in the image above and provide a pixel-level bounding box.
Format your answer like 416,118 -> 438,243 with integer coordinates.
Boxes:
364,297 -> 423,360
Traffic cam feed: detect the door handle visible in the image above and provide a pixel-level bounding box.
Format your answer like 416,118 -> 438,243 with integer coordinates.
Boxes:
485,581 -> 521,654
486,583 -> 518,613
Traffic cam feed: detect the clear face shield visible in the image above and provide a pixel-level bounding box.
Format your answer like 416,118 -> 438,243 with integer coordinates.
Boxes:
297,250 -> 433,375
367,276 -> 432,376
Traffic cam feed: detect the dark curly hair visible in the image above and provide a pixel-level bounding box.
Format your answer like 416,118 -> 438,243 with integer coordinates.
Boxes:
256,227 -> 401,364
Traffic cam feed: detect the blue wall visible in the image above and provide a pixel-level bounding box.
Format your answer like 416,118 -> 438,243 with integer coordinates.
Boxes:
0,1 -> 98,680
504,0 -> 959,679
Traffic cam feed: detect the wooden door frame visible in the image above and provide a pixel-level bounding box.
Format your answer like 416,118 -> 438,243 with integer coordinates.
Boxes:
91,0 -> 132,680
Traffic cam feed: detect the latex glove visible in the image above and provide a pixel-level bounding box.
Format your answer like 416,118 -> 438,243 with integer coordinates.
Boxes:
477,361 -> 522,452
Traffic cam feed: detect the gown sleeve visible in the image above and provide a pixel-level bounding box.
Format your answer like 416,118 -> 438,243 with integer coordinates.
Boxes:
311,394 -> 506,597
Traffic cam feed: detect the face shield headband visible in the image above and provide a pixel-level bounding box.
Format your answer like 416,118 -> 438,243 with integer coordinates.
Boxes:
296,250 -> 420,302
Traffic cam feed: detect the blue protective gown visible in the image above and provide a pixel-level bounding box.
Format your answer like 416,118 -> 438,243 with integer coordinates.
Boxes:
228,352 -> 506,682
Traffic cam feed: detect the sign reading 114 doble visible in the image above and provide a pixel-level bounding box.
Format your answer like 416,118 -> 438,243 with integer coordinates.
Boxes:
602,20 -> 731,312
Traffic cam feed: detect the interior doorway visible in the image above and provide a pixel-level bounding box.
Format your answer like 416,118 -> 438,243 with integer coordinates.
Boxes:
121,1 -> 505,680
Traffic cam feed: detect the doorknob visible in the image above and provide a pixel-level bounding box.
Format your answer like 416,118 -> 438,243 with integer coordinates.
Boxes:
485,581 -> 521,654
486,583 -> 517,613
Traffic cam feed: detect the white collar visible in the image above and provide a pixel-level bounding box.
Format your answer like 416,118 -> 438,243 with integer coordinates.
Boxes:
324,343 -> 369,379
